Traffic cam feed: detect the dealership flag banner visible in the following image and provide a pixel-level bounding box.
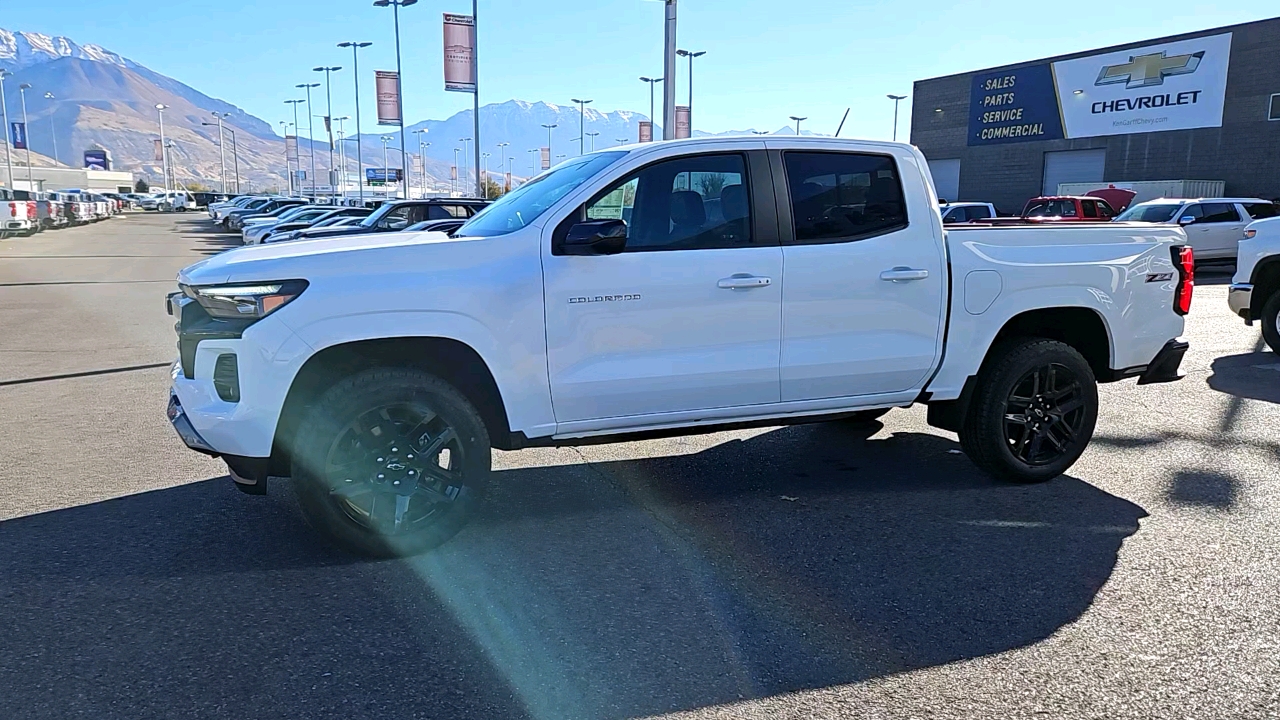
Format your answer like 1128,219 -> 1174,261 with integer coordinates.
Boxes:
443,14 -> 477,93
375,71 -> 402,126
10,122 -> 26,150
968,32 -> 1232,146
540,147 -> 550,171
675,107 -> 691,139
285,135 -> 299,164
638,121 -> 653,143
153,139 -> 164,162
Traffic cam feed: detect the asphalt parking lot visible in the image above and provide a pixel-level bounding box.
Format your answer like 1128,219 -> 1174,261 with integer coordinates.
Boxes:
1,213 -> 1277,719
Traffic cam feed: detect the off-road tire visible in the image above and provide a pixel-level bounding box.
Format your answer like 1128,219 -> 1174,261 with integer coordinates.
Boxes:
1261,291 -> 1280,355
959,338 -> 1098,483
289,367 -> 491,557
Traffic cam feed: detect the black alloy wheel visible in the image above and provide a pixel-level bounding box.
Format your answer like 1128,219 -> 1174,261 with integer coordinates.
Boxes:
324,402 -> 466,536
1002,363 -> 1088,466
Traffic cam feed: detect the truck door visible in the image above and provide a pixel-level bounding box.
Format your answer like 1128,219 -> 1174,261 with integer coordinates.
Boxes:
542,148 -> 783,424
773,147 -> 947,401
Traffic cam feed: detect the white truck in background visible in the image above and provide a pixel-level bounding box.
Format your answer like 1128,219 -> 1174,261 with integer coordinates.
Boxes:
1229,216 -> 1280,353
165,136 -> 1193,556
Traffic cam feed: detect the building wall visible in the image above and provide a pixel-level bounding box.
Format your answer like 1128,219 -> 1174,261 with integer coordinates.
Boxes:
910,17 -> 1280,213
1,167 -> 135,193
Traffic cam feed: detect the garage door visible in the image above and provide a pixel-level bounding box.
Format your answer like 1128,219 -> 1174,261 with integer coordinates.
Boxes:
1042,149 -> 1105,196
929,158 -> 961,203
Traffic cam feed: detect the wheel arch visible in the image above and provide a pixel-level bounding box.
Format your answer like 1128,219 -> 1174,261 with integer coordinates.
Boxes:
270,336 -> 513,476
1250,257 -> 1280,318
988,306 -> 1112,380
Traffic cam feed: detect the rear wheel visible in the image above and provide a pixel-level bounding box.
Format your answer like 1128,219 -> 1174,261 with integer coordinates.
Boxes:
959,339 -> 1097,483
1261,291 -> 1280,355
289,368 -> 491,557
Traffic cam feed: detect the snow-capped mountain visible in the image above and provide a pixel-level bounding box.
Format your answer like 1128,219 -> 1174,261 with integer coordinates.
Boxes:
0,29 -> 137,71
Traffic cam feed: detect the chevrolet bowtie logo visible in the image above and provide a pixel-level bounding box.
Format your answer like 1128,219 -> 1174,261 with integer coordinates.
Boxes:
1095,50 -> 1205,89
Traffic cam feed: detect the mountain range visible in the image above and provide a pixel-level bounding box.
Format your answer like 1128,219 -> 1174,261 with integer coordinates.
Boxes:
1,29 -> 810,192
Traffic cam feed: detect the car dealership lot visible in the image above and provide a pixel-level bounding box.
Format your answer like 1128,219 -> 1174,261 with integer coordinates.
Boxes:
0,214 -> 1277,719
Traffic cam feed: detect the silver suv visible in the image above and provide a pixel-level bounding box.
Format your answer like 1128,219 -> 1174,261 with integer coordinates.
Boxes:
1115,198 -> 1279,261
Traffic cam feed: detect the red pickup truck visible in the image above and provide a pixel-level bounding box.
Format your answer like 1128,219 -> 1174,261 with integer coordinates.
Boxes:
1021,195 -> 1118,222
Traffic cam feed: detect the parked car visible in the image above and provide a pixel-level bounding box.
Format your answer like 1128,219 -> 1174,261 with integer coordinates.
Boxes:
251,207 -> 373,245
241,205 -> 343,244
192,192 -> 230,208
0,188 -> 37,236
1115,198 -> 1277,261
282,198 -> 489,242
265,215 -> 366,243
210,195 -> 268,221
1021,196 -> 1117,222
12,190 -> 66,230
225,198 -> 309,231
939,202 -> 997,224
166,136 -> 1191,557
1228,215 -> 1280,353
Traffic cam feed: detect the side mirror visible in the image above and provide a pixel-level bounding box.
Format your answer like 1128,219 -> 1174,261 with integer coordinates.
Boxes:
1178,215 -> 1196,226
562,218 -> 627,255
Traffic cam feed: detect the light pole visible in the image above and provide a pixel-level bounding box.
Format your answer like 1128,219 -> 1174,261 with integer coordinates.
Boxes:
585,132 -> 599,152
790,115 -> 807,135
314,65 -> 342,187
452,147 -> 460,196
18,84 -> 34,189
333,116 -> 350,198
165,140 -> 178,192
616,137 -> 628,146
42,91 -> 59,165
226,127 -> 240,193
541,124 -> 556,165
527,148 -> 536,175
460,137 -> 472,196
571,98 -> 593,155
372,0 -> 415,197
279,120 -> 294,195
379,135 -> 393,199
496,141 -> 509,187
413,128 -> 428,198
208,111 -> 229,192
0,70 -> 14,191
481,151 -> 491,197
155,103 -> 169,197
338,41 -> 373,204
284,99 -> 304,193
676,49 -> 705,133
639,76 -> 662,132
662,0 -> 677,139
297,82 -> 320,196
887,94 -> 907,142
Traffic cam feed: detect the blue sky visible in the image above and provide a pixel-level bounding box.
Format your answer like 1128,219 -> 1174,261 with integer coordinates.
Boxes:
4,1 -> 1277,140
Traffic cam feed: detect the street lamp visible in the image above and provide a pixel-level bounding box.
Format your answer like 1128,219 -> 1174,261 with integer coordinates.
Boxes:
412,128 -> 428,198
42,91 -> 59,165
337,41 -> 373,203
481,151 -> 491,198
297,82 -> 320,196
205,111 -> 229,192
571,98 -> 593,155
284,99 -> 305,194
372,0 -> 416,195
527,148 -> 537,174
639,76 -> 663,129
452,147 -> 460,196
279,120 -> 295,194
379,134 -> 394,199
333,116 -> 350,198
496,141 -> 509,191
541,123 -> 557,163
155,103 -> 169,197
0,69 -> 14,191
17,84 -> 34,189
616,137 -> 628,146
585,132 -> 599,152
314,66 -> 342,186
790,115 -> 807,135
224,127 -> 240,193
887,94 -> 908,142
459,138 -> 473,196
676,49 -> 705,132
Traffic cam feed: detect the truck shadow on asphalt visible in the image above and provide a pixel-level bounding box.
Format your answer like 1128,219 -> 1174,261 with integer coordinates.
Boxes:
0,423 -> 1146,719
1207,351 -> 1280,404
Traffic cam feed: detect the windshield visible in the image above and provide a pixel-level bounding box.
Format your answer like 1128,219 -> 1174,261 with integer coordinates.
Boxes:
1116,203 -> 1184,222
456,152 -> 626,237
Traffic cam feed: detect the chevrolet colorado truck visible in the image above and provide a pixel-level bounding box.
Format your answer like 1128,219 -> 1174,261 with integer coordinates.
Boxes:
166,136 -> 1192,557
1228,215 -> 1280,353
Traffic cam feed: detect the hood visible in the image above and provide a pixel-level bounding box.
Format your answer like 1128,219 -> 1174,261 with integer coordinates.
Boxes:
179,230 -> 463,285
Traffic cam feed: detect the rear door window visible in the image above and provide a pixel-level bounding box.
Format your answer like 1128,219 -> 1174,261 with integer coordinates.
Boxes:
1198,203 -> 1240,223
968,205 -> 992,220
1081,200 -> 1099,218
1243,202 -> 1279,219
783,151 -> 908,243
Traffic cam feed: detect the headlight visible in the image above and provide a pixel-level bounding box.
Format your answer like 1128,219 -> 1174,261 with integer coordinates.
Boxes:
184,280 -> 308,319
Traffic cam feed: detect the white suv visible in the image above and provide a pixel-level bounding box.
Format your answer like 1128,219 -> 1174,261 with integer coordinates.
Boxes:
1115,198 -> 1278,261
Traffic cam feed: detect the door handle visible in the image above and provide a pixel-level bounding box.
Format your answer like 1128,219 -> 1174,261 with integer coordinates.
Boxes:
717,275 -> 772,289
879,267 -> 930,282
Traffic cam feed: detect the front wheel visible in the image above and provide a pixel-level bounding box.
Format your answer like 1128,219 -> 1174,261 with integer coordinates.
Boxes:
1261,291 -> 1280,355
959,338 -> 1098,483
290,368 -> 491,557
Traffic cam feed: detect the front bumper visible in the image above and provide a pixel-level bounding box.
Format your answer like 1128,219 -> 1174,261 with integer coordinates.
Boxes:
168,390 -> 270,495
1228,283 -> 1253,324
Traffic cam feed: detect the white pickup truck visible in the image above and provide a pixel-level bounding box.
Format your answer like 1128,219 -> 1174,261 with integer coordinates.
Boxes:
166,136 -> 1193,556
1228,216 -> 1280,353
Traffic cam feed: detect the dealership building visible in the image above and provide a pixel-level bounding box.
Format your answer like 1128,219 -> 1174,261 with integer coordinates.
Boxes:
910,16 -> 1280,213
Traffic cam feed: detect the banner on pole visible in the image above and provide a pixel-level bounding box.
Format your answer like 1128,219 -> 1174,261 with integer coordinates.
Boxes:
504,171 -> 511,192
443,14 -> 477,93
323,116 -> 334,150
540,147 -> 550,170
675,106 -> 691,139
9,122 -> 26,150
411,154 -> 424,175
451,165 -> 457,181
375,71 -> 402,126
153,139 -> 164,162
638,121 -> 653,143
285,135 -> 299,164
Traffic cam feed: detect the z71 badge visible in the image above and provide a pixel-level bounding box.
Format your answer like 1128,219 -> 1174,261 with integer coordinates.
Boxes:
569,294 -> 641,304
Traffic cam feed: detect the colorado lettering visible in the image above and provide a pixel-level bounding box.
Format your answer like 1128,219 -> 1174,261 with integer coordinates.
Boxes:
978,123 -> 1046,140
1091,90 -> 1201,114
